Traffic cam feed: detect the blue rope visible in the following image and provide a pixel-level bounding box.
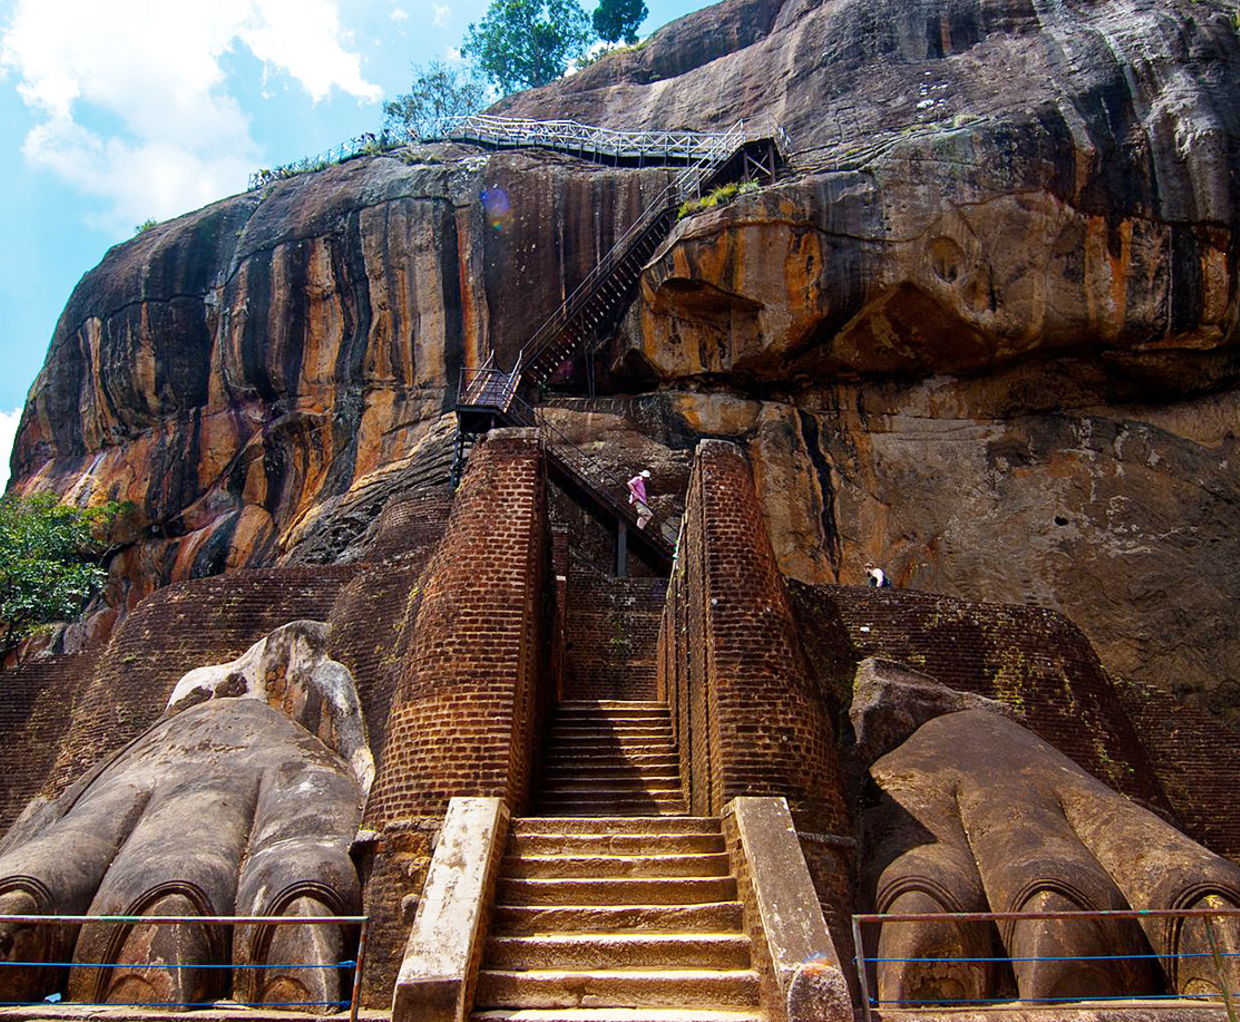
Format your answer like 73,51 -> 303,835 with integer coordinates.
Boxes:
864,951 -> 1237,963
0,1002 -> 350,1008
870,993 -> 1238,1006
0,961 -> 356,970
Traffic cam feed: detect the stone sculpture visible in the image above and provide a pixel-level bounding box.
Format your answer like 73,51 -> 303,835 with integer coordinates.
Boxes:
0,623 -> 369,1011
856,660 -> 1240,1006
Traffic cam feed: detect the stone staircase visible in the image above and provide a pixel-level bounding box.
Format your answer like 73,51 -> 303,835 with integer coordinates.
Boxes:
470,701 -> 763,1021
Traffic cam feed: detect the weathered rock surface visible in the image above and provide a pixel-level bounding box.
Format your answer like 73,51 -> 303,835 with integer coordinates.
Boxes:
166,619 -> 375,792
848,655 -> 1018,766
8,0 -> 1240,720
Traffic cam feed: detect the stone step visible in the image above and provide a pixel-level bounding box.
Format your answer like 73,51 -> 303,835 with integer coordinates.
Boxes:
509,833 -> 726,857
489,902 -> 745,936
547,732 -> 674,744
502,853 -> 731,879
499,876 -> 738,906
511,818 -> 719,836
543,746 -> 678,761
540,781 -> 684,796
543,752 -> 679,767
537,795 -> 687,810
474,969 -> 761,1010
554,707 -> 671,718
472,1009 -> 764,1022
485,934 -> 752,971
556,702 -> 668,710
540,766 -> 682,783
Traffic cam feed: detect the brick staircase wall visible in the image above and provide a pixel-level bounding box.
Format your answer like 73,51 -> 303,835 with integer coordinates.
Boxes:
0,652 -> 99,835
1117,680 -> 1240,862
788,583 -> 1173,821
44,566 -> 359,800
657,439 -> 853,947
357,428 -> 551,1006
564,564 -> 666,701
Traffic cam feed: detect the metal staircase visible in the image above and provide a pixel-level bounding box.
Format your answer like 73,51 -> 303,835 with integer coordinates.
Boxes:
451,116 -> 792,571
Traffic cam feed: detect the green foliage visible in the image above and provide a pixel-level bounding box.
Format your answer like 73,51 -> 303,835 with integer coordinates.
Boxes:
134,219 -> 158,235
462,0 -> 594,95
383,59 -> 488,140
592,0 -> 646,44
676,180 -> 759,220
0,494 -> 124,662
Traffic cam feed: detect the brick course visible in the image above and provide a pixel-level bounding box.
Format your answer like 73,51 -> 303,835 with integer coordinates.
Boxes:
564,563 -> 666,700
45,566 -> 358,798
1118,680 -> 1240,861
0,652 -> 99,834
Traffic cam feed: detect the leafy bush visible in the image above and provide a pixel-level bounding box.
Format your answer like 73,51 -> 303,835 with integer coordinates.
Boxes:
0,494 -> 126,662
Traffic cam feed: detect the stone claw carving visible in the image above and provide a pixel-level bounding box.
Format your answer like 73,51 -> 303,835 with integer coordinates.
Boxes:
863,706 -> 1240,1006
0,622 -> 371,1012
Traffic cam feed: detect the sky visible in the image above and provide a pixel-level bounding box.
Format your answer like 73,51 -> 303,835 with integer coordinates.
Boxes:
0,0 -> 701,490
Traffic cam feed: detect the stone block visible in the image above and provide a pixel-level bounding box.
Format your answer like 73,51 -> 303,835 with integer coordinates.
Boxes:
392,797 -> 510,1022
724,796 -> 851,1022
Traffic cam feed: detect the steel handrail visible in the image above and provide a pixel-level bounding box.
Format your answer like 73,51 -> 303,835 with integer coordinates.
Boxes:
518,119 -> 746,376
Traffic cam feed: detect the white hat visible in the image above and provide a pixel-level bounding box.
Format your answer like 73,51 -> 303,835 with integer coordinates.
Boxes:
640,469 -> 651,478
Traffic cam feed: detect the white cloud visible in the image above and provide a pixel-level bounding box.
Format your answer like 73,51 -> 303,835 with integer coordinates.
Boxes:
446,46 -> 463,62
391,7 -> 410,20
432,4 -> 451,27
0,0 -> 382,233
0,408 -> 21,493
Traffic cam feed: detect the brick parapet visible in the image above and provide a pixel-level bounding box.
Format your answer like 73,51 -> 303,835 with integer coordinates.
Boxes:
362,428 -> 548,829
787,582 -> 1173,818
658,439 -> 851,835
1117,680 -> 1240,861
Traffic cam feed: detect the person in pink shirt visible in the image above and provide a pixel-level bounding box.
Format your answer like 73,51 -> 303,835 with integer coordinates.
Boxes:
627,469 -> 652,529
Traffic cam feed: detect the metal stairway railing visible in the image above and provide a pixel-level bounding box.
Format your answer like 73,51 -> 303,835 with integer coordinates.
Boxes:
516,119 -> 748,386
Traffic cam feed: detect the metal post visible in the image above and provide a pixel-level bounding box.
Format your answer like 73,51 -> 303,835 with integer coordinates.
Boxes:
852,915 -> 874,1022
1204,913 -> 1238,1022
349,918 -> 369,1022
616,520 -> 628,578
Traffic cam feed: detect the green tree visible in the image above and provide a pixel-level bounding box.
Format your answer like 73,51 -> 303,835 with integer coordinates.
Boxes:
383,59 -> 488,140
462,0 -> 594,95
0,494 -> 123,663
592,0 -> 646,44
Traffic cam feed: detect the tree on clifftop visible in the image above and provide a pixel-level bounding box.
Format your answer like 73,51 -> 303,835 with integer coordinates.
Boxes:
383,59 -> 487,140
593,0 -> 647,45
0,494 -> 122,663
462,0 -> 594,95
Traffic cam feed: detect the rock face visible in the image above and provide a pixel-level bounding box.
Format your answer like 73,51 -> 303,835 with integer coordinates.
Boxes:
8,0 -> 1240,719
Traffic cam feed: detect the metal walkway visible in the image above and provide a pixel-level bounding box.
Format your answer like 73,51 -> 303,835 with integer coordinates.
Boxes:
452,115 -> 792,573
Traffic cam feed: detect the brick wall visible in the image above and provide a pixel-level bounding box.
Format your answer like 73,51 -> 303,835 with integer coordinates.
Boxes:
0,652 -> 99,835
357,428 -> 550,1005
45,566 -> 358,799
657,440 -> 852,943
1118,680 -> 1240,861
564,563 -> 666,700
788,583 -> 1173,818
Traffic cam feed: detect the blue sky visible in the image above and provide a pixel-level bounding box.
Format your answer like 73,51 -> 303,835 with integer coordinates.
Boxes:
0,0 -> 701,489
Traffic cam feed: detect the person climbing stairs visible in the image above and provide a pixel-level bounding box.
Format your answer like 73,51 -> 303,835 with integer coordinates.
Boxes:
470,701 -> 764,1020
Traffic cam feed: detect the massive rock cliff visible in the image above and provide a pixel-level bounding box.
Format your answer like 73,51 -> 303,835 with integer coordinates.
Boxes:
9,0 -> 1240,718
